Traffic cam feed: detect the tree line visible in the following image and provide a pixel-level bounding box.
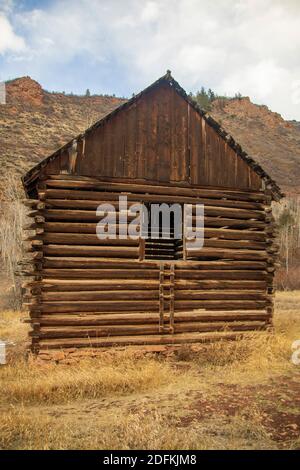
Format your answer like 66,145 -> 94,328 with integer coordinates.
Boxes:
189,87 -> 243,111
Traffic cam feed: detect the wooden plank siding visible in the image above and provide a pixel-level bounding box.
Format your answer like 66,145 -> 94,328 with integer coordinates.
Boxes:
41,84 -> 262,191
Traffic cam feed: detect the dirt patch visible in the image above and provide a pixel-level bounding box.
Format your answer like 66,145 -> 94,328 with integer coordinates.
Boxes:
175,373 -> 300,445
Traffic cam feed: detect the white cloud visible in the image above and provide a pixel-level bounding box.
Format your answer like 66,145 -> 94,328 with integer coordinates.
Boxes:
1,0 -> 300,119
141,1 -> 160,22
0,0 -> 14,14
219,61 -> 290,100
0,13 -> 25,54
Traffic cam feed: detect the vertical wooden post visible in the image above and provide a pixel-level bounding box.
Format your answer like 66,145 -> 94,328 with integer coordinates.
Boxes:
159,263 -> 164,332
169,263 -> 175,333
139,237 -> 145,261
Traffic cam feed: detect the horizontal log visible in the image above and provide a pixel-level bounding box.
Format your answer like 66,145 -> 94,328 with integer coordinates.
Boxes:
22,198 -> 40,205
176,279 -> 266,290
25,279 -> 266,292
41,268 -> 160,279
39,268 -> 268,280
42,222 -> 269,241
174,300 -> 269,311
42,189 -> 267,210
26,279 -> 160,291
187,216 -> 265,229
44,199 -> 139,210
27,299 -> 268,313
42,221 -> 274,240
37,321 -> 266,339
201,227 -> 267,241
41,233 -> 139,246
203,238 -> 267,251
176,269 -> 268,280
175,290 -> 266,300
186,247 -> 268,261
36,288 -> 267,302
28,300 -> 160,313
43,222 -> 131,233
41,257 -> 267,270
42,257 -> 159,269
42,209 -> 138,222
38,232 -> 270,252
41,290 -> 159,301
37,331 -> 256,349
43,198 -> 265,221
36,310 -> 270,326
42,211 -> 267,231
43,245 -> 139,258
43,178 -> 268,202
198,206 -> 265,220
41,222 -> 112,234
29,240 -> 43,247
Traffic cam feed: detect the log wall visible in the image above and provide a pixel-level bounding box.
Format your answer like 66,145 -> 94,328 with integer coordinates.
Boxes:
22,177 -> 278,353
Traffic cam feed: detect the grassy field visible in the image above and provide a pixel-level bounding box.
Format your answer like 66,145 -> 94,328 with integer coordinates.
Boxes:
0,291 -> 300,450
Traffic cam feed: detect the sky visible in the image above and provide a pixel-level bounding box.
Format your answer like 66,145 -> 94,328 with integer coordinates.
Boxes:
0,0 -> 300,120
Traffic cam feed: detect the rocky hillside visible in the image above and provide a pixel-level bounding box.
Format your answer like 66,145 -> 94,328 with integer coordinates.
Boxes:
0,76 -> 299,195
0,77 -> 125,191
210,97 -> 300,195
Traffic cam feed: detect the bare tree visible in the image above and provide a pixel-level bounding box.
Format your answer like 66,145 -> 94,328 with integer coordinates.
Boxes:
0,173 -> 27,308
273,196 -> 300,290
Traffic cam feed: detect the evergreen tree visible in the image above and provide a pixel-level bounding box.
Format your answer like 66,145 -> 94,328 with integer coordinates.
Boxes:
192,86 -> 213,111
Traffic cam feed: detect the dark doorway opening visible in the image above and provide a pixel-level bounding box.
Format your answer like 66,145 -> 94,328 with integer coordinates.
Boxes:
143,203 -> 183,260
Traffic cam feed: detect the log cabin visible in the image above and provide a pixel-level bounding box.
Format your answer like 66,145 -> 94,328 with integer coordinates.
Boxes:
22,71 -> 283,355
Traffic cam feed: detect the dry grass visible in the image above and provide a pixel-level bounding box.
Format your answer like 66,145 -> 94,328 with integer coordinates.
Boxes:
0,355 -> 181,406
0,173 -> 27,309
0,291 -> 299,450
0,312 -> 187,405
0,406 -> 279,450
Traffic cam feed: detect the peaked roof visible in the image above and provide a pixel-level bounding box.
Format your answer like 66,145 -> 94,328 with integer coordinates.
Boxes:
23,71 -> 283,200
